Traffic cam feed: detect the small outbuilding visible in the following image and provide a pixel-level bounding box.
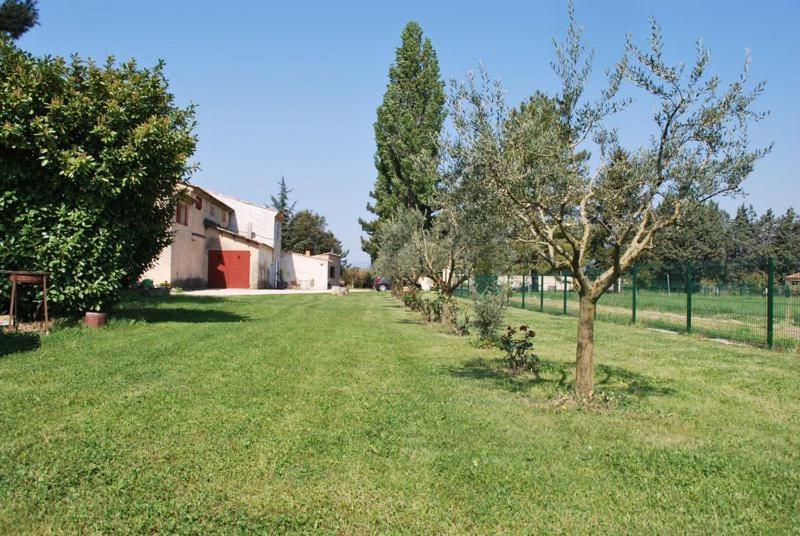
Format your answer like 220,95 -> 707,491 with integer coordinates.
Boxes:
280,251 -> 342,290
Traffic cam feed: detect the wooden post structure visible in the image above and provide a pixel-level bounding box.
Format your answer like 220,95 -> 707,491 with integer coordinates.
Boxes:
3,271 -> 50,332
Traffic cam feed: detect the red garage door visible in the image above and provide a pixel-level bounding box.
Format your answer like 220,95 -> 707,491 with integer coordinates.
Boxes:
208,250 -> 250,288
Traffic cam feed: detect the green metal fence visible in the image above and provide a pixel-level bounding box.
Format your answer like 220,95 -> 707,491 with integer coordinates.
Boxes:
457,257 -> 800,350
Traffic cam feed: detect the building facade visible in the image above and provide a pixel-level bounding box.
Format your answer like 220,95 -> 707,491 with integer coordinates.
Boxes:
141,185 -> 283,289
280,251 -> 342,290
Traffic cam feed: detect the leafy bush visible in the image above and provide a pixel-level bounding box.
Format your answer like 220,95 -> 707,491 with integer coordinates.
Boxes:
0,39 -> 197,315
421,292 -> 446,323
444,300 -> 469,335
471,290 -> 507,341
498,325 -> 540,378
342,267 -> 373,288
402,289 -> 423,311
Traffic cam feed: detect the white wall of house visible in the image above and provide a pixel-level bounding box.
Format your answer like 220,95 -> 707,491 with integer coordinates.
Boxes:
280,251 -> 341,290
141,185 -> 282,289
207,190 -> 282,287
141,187 -> 228,289
206,228 -> 274,289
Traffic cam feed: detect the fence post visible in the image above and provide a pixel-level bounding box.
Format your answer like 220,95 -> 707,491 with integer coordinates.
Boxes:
686,262 -> 693,333
631,266 -> 638,324
540,274 -> 544,312
521,274 -> 526,310
562,270 -> 568,315
767,257 -> 774,349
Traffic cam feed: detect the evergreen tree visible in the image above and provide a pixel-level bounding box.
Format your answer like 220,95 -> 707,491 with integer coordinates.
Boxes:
359,21 -> 445,262
0,0 -> 38,39
644,201 -> 733,282
284,209 -> 344,257
728,205 -> 763,281
773,208 -> 800,277
270,176 -> 296,220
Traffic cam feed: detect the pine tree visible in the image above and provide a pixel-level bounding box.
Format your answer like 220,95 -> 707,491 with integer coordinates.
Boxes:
359,21 -> 445,262
269,176 -> 296,221
774,208 -> 800,277
645,201 -> 733,282
0,0 -> 38,39
728,205 -> 763,281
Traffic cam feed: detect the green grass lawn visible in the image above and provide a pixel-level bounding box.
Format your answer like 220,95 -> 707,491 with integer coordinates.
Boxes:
1,292 -> 799,533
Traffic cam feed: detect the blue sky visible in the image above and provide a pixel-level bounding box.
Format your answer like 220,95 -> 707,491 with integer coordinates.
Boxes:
21,1 -> 800,266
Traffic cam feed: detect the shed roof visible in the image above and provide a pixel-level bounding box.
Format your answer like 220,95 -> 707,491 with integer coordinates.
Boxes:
205,221 -> 274,249
786,272 -> 800,282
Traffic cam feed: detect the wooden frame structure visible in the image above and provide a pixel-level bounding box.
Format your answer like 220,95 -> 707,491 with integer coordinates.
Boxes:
2,271 -> 50,331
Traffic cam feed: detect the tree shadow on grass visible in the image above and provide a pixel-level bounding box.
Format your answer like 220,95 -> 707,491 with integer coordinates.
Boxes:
448,357 -> 565,394
448,356 -> 674,400
111,295 -> 249,324
396,318 -> 424,325
595,363 -> 675,398
0,331 -> 40,357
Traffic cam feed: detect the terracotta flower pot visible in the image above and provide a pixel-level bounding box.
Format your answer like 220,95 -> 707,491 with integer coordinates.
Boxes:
85,312 -> 107,329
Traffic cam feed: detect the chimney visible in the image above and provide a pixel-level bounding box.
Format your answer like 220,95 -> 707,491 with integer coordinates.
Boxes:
305,250 -> 311,256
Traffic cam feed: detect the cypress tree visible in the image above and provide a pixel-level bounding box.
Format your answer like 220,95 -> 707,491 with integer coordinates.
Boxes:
359,21 -> 445,262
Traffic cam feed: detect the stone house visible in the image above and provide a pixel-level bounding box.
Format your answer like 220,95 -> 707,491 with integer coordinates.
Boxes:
141,184 -> 284,289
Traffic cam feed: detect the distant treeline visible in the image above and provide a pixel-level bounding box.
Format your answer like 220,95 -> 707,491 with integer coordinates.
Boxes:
636,203 -> 800,286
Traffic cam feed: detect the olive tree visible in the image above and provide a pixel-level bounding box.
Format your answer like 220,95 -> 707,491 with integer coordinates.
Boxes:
373,157 -> 507,296
448,7 -> 769,395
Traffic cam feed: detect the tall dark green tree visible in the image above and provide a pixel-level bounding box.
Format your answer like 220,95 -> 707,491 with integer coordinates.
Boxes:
773,208 -> 800,277
728,204 -> 763,281
269,176 -> 296,221
643,201 -> 733,281
0,0 -> 38,39
359,21 -> 445,262
284,210 -> 344,257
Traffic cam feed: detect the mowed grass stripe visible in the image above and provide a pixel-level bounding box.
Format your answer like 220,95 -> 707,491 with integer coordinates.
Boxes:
0,292 -> 798,533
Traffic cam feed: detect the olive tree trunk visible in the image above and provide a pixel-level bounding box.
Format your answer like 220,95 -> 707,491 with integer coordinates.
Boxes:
574,294 -> 597,396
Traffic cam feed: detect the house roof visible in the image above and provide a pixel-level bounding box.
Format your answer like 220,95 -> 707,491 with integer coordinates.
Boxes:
281,251 -> 340,261
313,252 -> 341,260
204,189 -> 285,221
180,184 -> 235,213
205,221 -> 274,249
786,272 -> 800,282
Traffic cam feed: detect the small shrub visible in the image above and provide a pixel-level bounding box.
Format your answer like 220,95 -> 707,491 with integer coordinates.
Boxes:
498,325 -> 540,378
471,290 -> 507,341
794,311 -> 800,327
342,267 -> 374,288
402,289 -> 423,312
444,299 -> 470,335
421,292 -> 446,323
